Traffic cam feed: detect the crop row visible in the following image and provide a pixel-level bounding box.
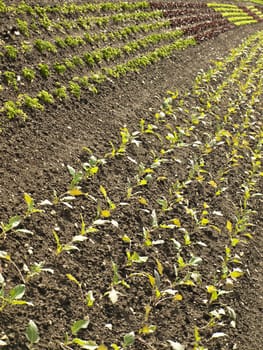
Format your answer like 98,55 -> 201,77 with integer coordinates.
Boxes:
1,30 -> 262,349
0,20 -> 171,61
207,3 -> 261,25
1,8 -> 163,42
151,1 -> 263,25
0,1 -> 150,16
245,0 -> 263,5
0,33 -> 196,122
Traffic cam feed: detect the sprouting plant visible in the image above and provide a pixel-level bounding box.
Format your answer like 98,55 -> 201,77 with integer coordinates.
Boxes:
16,18 -> 29,37
34,39 -> 57,54
22,67 -> 36,82
62,317 -> 102,349
4,45 -> 18,59
193,326 -> 208,350
53,85 -> 67,100
82,154 -> 106,179
0,283 -> 32,312
37,90 -> 54,104
65,35 -> 85,47
25,320 -> 40,349
1,101 -> 27,120
53,63 -> 67,74
206,284 -> 231,304
3,71 -> 18,90
52,230 -> 86,255
69,81 -> 81,99
0,215 -> 22,238
126,251 -> 148,266
122,332 -> 135,348
19,94 -> 44,110
64,58 -> 75,70
38,63 -> 50,79
99,185 -> 116,215
21,41 -> 32,54
83,52 -> 95,67
24,261 -> 54,281
67,165 -> 83,190
55,37 -> 67,48
104,262 -> 129,304
71,56 -> 85,67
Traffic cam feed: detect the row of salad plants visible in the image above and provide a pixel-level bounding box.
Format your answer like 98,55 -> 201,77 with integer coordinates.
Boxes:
2,1 -> 261,124
2,1 -> 261,55
1,30 -> 262,349
3,9 -> 164,39
150,1 -> 263,25
207,3 -> 260,25
0,1 -> 150,16
0,32 -> 196,122
247,4 -> 263,18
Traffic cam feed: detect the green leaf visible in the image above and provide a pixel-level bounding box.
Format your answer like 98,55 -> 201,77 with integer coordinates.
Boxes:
123,332 -> 135,347
66,274 -> 81,288
99,185 -> 107,199
230,269 -> 243,279
226,220 -> 232,233
71,319 -> 90,335
24,193 -> 34,210
111,345 -> 120,350
131,252 -> 148,263
67,165 -> 76,176
188,256 -> 202,266
26,320 -> 40,344
9,284 -> 25,300
72,338 -> 97,349
6,215 -> 22,231
53,230 -> 62,254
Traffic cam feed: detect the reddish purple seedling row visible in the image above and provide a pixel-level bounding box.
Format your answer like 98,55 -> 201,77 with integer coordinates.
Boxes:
149,1 -> 236,42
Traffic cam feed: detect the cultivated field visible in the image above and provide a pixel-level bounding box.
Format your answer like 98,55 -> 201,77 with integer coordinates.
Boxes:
0,1 -> 263,349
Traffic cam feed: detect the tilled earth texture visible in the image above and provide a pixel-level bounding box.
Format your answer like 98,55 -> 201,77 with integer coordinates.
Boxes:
0,1 -> 263,349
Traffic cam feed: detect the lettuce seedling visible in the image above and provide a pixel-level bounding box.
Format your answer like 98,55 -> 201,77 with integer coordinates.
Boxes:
0,284 -> 33,312
25,320 -> 40,349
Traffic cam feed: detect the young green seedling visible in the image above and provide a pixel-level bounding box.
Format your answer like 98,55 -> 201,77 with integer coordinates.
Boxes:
24,261 -> 54,282
0,283 -> 33,312
24,193 -> 43,217
25,320 -> 40,349
105,262 -> 129,304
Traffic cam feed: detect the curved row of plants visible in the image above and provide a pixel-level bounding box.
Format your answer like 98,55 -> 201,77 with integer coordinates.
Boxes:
1,29 -> 262,349
207,3 -> 261,25
2,1 -> 262,125
0,31 -> 196,122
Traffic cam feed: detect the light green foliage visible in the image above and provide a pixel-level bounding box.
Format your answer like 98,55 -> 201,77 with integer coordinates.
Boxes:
4,45 -> 18,59
0,284 -> 32,312
38,63 -> 50,79
3,71 -> 18,90
25,320 -> 40,346
34,39 -> 57,54
22,67 -> 36,82
37,90 -> 55,104
16,18 -> 29,37
1,101 -> 27,120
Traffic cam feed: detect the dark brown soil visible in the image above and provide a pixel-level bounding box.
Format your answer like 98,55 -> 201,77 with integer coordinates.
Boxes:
0,2 -> 263,349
